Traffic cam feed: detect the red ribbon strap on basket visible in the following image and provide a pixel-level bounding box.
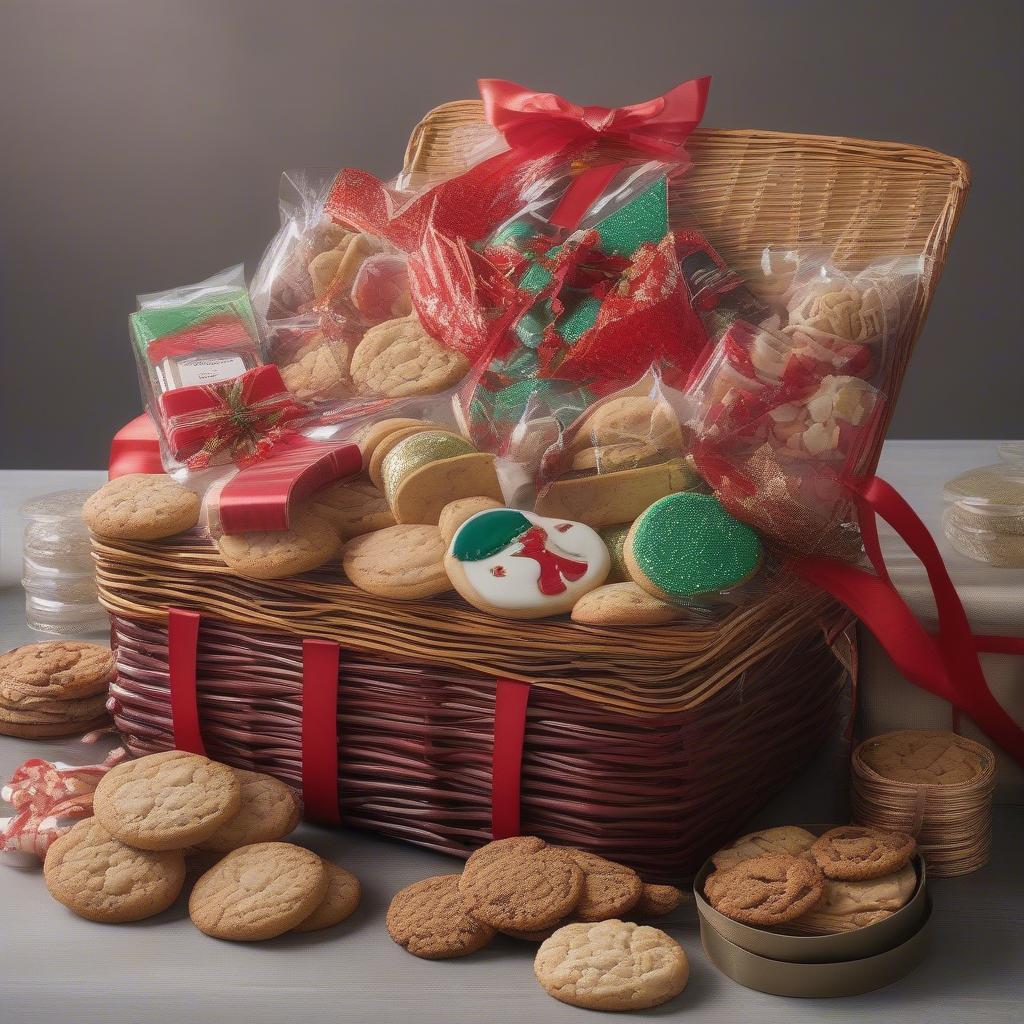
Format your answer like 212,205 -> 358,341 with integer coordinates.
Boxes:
791,475 -> 1024,767
492,678 -> 531,839
301,640 -> 341,824
167,608 -> 205,756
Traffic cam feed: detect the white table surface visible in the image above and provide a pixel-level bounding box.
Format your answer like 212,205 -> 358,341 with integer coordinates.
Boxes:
1,446 -> 1022,1024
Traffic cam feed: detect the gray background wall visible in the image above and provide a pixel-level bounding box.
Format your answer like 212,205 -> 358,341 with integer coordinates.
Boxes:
1,0 -> 1021,469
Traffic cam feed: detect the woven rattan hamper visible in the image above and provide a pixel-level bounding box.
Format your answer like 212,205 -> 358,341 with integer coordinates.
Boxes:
97,102 -> 968,882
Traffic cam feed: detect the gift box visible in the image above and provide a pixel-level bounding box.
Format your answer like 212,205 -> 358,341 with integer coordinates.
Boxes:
96,88 -> 974,879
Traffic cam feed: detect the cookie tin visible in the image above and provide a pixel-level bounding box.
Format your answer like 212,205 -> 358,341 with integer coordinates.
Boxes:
693,824 -> 928,964
698,899 -> 931,998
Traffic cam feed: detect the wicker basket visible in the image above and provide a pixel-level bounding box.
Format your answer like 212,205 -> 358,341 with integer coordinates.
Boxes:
99,103 -> 968,881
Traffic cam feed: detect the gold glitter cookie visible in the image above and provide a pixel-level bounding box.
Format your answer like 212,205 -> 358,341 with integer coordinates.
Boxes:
711,825 -> 818,872
534,920 -> 689,1011
366,422 -> 450,488
341,523 -> 452,600
293,860 -> 361,932
570,582 -> 689,626
784,863 -> 917,935
704,854 -> 825,926
83,473 -> 200,541
44,818 -> 186,923
635,883 -> 687,918
189,842 -> 328,941
354,417 -> 434,467
310,478 -> 395,539
566,849 -> 643,921
350,315 -> 469,398
858,730 -> 985,786
386,874 -> 496,958
458,837 -> 583,931
198,769 -> 300,854
216,507 -> 339,580
810,826 -> 916,881
438,496 -> 505,545
0,641 -> 113,705
93,750 -> 242,852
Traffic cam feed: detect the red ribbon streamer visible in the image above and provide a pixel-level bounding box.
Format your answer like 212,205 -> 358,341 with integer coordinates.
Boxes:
792,475 -> 1024,766
301,639 -> 341,824
492,678 -> 531,839
168,608 -> 205,756
217,435 -> 362,534
108,413 -> 162,479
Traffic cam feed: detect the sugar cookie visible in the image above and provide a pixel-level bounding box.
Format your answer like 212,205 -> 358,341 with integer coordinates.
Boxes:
310,478 -> 395,539
570,582 -> 688,626
438,496 -> 504,545
341,524 -> 452,600
445,509 -> 609,619
535,920 -> 689,1011
199,769 -> 300,854
216,508 -> 339,580
625,491 -> 763,602
293,861 -> 361,932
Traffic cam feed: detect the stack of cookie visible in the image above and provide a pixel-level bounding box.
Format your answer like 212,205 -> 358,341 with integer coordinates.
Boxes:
0,641 -> 113,739
386,836 -> 690,1012
703,824 -> 918,934
43,750 -> 360,939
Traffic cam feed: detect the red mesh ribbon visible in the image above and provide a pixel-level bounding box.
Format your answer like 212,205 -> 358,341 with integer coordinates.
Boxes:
492,678 -> 530,838
168,608 -> 205,756
792,476 -> 1024,767
301,640 -> 341,824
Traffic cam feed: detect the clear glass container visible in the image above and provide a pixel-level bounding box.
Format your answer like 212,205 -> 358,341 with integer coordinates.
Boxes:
943,463 -> 1024,566
21,489 -> 105,633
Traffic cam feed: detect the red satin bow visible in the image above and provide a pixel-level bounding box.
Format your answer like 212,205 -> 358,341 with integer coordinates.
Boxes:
479,77 -> 711,157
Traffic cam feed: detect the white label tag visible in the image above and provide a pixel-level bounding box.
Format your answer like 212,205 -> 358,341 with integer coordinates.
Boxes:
173,354 -> 248,388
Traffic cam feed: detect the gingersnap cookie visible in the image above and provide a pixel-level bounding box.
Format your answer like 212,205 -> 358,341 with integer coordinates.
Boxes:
857,730 -> 986,786
83,473 -> 200,541
0,640 -> 113,705
217,507 -> 339,580
350,315 -> 470,398
354,417 -> 433,467
0,693 -> 108,723
704,854 -> 825,926
293,860 -> 361,932
625,491 -> 763,603
0,711 -> 112,739
536,459 -> 695,529
199,769 -> 300,854
383,434 -> 504,526
44,818 -> 186,923
189,842 -> 328,941
635,883 -> 687,918
570,582 -> 689,626
386,874 -> 496,958
784,863 -> 917,935
444,509 -> 610,619
94,750 -> 242,852
310,478 -> 395,539
341,524 -> 452,600
438,496 -> 504,545
711,825 -> 818,872
566,849 -> 643,921
366,422 -> 453,489
535,920 -> 689,1012
458,836 -> 583,931
810,826 -> 916,881
569,395 -> 686,454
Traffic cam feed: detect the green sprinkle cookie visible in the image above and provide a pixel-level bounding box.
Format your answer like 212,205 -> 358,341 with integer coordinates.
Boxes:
624,492 -> 762,602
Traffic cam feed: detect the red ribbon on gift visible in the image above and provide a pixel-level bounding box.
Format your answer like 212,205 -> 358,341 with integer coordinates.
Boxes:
158,365 -> 306,469
479,77 -> 711,160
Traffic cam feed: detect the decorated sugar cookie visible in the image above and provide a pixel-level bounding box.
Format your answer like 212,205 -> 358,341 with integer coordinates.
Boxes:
624,492 -> 762,603
444,509 -> 609,619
